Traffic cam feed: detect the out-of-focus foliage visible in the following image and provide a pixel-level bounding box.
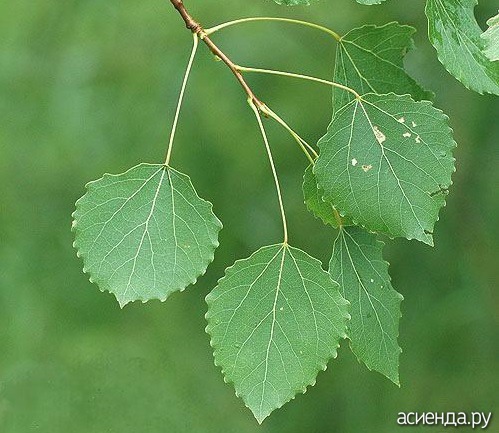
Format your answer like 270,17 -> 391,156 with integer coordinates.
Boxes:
0,0 -> 498,432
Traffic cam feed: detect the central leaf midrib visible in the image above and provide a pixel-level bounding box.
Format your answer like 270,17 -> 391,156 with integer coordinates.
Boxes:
123,167 -> 167,299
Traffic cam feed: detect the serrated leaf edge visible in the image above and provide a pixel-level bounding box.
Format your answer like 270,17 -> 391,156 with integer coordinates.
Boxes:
356,0 -> 387,5
338,22 -> 435,102
302,165 -> 338,228
316,92 -> 457,246
205,243 -> 350,423
72,163 -> 223,308
334,228 -> 403,385
425,0 -> 499,95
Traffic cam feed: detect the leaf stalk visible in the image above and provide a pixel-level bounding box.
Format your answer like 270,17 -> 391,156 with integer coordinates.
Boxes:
205,16 -> 341,41
165,33 -> 199,165
249,99 -> 289,245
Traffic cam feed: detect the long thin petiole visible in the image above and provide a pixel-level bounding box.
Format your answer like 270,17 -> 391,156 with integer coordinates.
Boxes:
260,104 -> 318,164
249,100 -> 289,245
205,17 -> 341,41
237,65 -> 361,99
165,34 -> 199,166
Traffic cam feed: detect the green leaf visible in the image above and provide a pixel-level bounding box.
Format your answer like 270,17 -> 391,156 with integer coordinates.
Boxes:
333,23 -> 432,115
303,165 -> 352,228
314,93 -> 456,245
356,0 -> 387,4
206,244 -> 349,423
330,226 -> 403,384
72,163 -> 222,307
425,0 -> 499,95
270,0 -> 386,4
482,12 -> 499,62
271,0 -> 311,5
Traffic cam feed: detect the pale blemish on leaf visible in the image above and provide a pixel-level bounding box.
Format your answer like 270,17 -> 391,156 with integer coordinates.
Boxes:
373,126 -> 386,144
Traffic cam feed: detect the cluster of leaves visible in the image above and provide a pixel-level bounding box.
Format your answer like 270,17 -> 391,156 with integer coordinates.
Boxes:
274,0 -> 499,94
72,0 -> 497,424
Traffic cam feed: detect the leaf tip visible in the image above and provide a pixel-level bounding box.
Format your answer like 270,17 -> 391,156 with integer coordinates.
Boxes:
254,412 -> 268,425
117,297 -> 129,309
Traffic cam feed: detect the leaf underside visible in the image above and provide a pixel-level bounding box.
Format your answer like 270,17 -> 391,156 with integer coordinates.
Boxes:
333,23 -> 432,115
481,12 -> 499,62
72,163 -> 222,307
314,93 -> 456,245
206,244 -> 349,423
330,226 -> 402,384
425,0 -> 499,95
270,0 -> 386,4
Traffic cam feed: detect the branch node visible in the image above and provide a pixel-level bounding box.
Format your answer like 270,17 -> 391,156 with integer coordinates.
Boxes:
169,0 -> 262,108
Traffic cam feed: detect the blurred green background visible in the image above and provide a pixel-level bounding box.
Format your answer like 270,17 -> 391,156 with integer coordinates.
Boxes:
1,0 -> 498,431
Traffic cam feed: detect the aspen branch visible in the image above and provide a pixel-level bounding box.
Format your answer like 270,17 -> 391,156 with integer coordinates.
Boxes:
169,0 -> 263,108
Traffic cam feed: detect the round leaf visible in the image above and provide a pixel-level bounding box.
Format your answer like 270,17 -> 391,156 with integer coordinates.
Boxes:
206,244 -> 349,423
72,163 -> 222,307
315,93 -> 456,245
